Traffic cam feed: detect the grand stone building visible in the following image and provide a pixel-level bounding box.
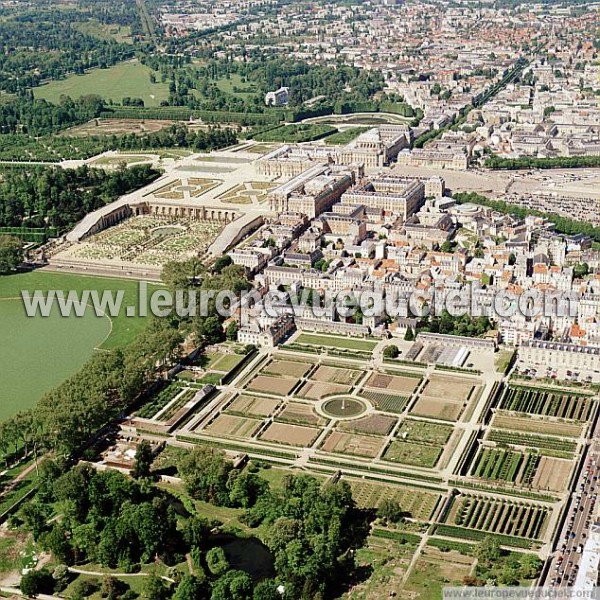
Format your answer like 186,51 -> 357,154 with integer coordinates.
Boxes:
268,164 -> 356,218
340,175 -> 425,220
256,125 -> 410,176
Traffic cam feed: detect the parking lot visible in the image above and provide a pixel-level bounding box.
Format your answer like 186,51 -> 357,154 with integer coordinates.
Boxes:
545,446 -> 599,588
514,359 -> 600,385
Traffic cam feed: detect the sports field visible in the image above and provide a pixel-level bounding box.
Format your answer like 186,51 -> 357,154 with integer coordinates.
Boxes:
0,271 -> 159,421
34,60 -> 169,106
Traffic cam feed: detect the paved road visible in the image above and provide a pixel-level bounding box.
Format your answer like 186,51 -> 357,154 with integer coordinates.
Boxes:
543,436 -> 599,588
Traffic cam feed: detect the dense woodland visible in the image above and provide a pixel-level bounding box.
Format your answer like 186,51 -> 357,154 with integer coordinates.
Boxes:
0,8 -> 135,93
0,95 -> 105,136
12,448 -> 365,600
140,55 -> 389,113
0,164 -> 160,229
485,154 -> 600,169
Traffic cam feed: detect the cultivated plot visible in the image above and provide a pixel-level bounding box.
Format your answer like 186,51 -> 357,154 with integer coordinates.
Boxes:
498,385 -> 595,421
204,414 -> 261,439
261,359 -> 313,379
246,375 -> 298,396
311,365 -> 361,386
259,422 -> 321,447
338,414 -> 398,436
382,440 -> 442,468
365,372 -> 421,395
277,401 -> 326,427
491,413 -> 584,438
225,395 -> 280,418
411,374 -> 477,421
321,431 -> 386,459
298,380 -> 351,400
347,479 -> 441,521
445,494 -> 549,541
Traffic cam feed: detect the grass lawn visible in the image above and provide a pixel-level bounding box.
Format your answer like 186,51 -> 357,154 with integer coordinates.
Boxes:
34,60 -> 169,106
0,271 -> 161,421
74,20 -> 133,44
353,532 -> 420,597
212,353 -> 245,372
215,74 -> 258,97
0,537 -> 19,575
495,349 -> 515,373
404,555 -> 473,600
295,333 -> 377,351
323,127 -> 369,144
252,124 -> 336,143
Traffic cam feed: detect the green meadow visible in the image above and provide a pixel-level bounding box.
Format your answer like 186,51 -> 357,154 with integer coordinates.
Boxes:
34,60 -> 169,106
0,271 -> 159,420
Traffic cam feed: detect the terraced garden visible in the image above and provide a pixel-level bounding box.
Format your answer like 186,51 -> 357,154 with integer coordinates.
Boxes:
486,430 -> 577,456
498,385 -> 595,421
471,447 -> 532,484
136,383 -> 185,419
361,390 -> 409,413
348,479 -> 442,521
491,413 -> 584,438
446,494 -> 549,542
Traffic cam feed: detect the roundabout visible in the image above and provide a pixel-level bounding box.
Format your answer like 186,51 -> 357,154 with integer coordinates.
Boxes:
319,396 -> 369,420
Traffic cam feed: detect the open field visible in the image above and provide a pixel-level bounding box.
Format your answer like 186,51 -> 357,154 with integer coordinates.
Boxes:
214,73 -> 258,97
491,412 -> 584,438
0,271 -> 152,349
446,494 -> 548,541
294,333 -> 377,351
277,401 -> 326,426
0,271 -> 160,421
225,395 -> 280,417
64,119 -> 174,138
339,414 -> 397,436
311,364 -> 360,385
34,60 -> 170,106
74,20 -> 133,43
321,431 -> 385,458
246,375 -> 298,396
404,550 -> 474,600
323,127 -> 369,145
347,479 -> 441,521
242,143 -> 279,155
0,298 -> 109,421
261,359 -> 312,378
383,440 -> 442,468
90,154 -> 153,168
204,414 -> 261,438
498,385 -> 595,421
297,380 -> 350,400
259,422 -> 320,446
